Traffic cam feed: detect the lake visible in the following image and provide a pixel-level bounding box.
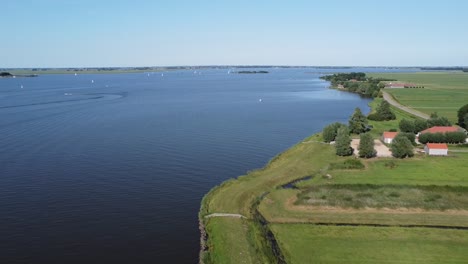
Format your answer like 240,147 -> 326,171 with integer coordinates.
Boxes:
0,68 -> 406,263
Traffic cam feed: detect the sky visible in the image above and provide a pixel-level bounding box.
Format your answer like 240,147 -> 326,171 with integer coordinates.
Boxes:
1,0 -> 468,67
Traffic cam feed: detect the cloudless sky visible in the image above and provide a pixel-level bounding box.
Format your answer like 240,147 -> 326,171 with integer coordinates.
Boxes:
1,0 -> 468,67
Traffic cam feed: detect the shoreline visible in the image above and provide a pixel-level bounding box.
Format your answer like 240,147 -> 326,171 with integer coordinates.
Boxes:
198,71 -> 467,263
198,75 -> 380,263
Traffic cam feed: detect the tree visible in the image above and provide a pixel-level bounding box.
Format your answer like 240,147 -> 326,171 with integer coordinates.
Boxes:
464,114 -> 468,130
322,122 -> 346,142
457,104 -> 468,129
399,119 -> 415,133
391,135 -> 414,158
398,132 -> 416,145
335,126 -> 353,156
376,100 -> 396,120
358,133 -> 376,158
414,119 -> 428,133
445,132 -> 467,144
427,116 -> 451,127
349,108 -> 368,134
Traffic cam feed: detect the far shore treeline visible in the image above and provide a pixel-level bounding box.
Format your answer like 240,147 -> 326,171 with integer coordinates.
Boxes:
320,72 -> 396,97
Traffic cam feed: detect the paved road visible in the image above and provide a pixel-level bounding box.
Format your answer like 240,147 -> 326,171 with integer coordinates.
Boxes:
204,213 -> 247,219
382,91 -> 430,120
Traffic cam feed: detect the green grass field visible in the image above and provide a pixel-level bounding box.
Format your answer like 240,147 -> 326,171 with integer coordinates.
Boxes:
368,72 -> 468,122
271,224 -> 468,264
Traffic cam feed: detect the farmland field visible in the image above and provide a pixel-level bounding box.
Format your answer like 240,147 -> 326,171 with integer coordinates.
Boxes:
368,72 -> 468,121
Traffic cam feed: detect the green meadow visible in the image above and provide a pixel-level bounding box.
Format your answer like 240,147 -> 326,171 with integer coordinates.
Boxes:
271,224 -> 468,264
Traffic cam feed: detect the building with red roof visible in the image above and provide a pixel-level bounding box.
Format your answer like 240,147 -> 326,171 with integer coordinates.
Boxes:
424,143 -> 448,156
420,126 -> 459,134
382,132 -> 398,144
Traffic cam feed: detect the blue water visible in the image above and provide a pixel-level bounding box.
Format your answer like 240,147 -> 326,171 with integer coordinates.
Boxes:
0,68 -> 401,263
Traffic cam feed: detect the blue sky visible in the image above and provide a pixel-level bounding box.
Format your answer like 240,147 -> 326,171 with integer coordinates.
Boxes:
1,0 -> 468,67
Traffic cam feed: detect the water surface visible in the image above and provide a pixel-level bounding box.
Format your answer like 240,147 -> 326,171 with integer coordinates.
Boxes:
0,68 -> 398,263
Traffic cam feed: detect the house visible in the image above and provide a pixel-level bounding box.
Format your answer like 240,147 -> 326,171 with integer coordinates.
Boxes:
384,82 -> 418,89
419,126 -> 460,135
424,143 -> 448,156
382,132 -> 398,144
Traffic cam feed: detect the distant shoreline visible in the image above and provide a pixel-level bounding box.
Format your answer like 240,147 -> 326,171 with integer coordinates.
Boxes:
4,66 -> 466,76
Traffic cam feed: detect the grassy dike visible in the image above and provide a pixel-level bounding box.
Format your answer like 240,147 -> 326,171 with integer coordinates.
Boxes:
199,134 -> 346,263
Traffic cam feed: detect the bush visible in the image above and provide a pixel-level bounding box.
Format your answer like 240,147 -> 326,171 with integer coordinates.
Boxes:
384,160 -> 398,169
367,113 -> 384,121
322,122 -> 346,142
330,159 -> 365,170
399,119 -> 415,133
391,135 -> 414,158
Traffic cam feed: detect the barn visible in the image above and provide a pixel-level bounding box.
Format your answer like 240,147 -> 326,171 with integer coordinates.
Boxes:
382,132 -> 398,144
424,143 -> 448,156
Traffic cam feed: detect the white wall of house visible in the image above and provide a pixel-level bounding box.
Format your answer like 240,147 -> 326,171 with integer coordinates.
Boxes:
383,138 -> 393,144
424,146 -> 448,156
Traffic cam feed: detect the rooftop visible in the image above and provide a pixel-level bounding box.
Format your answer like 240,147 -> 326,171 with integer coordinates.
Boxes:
421,126 -> 459,134
383,132 -> 398,138
426,143 -> 448,149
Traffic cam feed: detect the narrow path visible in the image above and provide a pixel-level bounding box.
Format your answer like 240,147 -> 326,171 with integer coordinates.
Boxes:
204,213 -> 247,219
382,91 -> 430,120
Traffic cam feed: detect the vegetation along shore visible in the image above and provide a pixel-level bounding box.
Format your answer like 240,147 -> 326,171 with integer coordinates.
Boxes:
199,71 -> 468,263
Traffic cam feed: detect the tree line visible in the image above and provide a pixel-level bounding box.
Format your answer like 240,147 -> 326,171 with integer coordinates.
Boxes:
320,72 -> 396,98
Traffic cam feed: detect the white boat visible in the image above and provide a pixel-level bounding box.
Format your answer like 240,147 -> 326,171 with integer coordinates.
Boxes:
20,85 -> 23,89
91,80 -> 94,83
74,73 -> 77,76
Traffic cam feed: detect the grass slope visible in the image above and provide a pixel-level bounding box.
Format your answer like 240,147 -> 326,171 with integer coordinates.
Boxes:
200,136 -> 351,263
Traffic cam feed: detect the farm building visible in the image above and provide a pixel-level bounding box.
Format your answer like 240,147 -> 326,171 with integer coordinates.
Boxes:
419,126 -> 460,135
424,143 -> 448,156
384,82 -> 417,88
382,132 -> 398,144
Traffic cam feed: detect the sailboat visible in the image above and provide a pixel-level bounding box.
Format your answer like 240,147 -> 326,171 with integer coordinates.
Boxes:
91,80 -> 94,83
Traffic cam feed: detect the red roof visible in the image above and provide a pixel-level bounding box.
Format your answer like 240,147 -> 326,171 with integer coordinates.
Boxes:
421,126 -> 459,134
383,132 -> 398,139
426,143 -> 448,149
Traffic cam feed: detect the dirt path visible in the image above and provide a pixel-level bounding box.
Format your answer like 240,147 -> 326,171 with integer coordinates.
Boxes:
204,213 -> 247,219
351,139 -> 392,157
382,91 -> 430,120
